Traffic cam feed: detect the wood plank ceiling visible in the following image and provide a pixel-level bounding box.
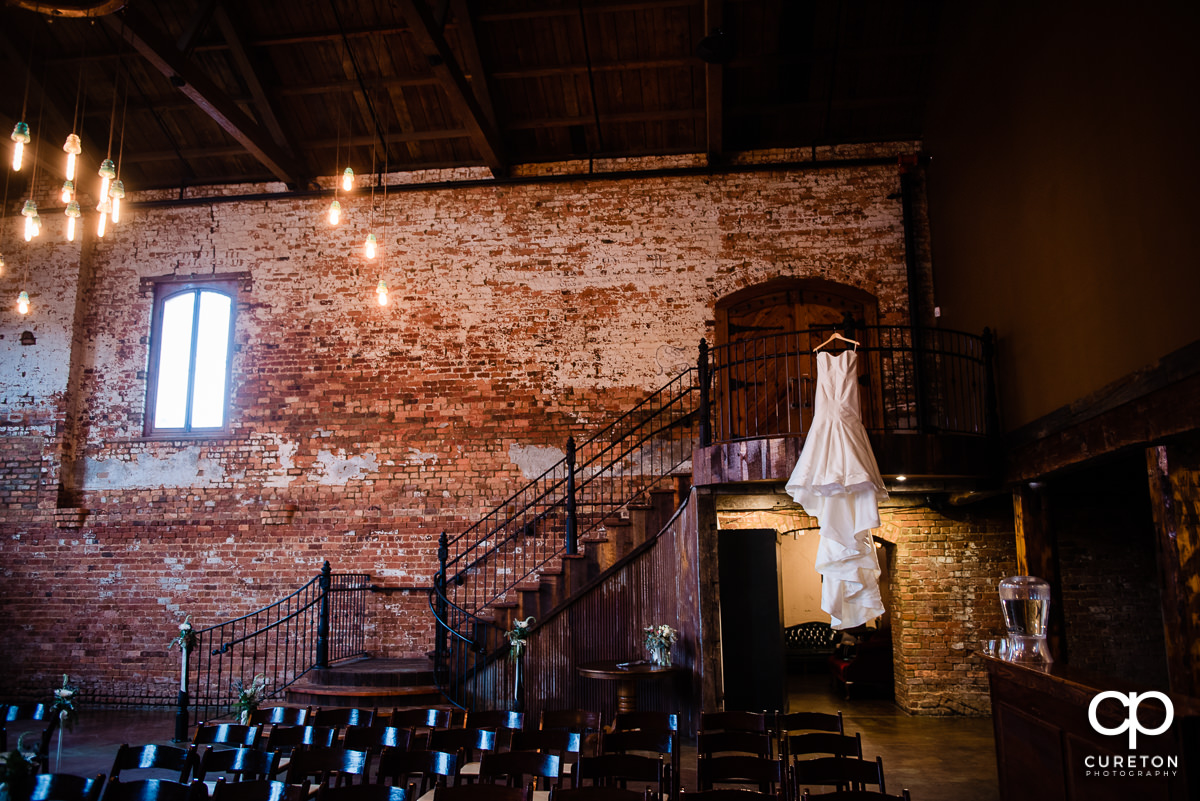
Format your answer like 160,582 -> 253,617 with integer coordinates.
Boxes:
0,0 -> 942,193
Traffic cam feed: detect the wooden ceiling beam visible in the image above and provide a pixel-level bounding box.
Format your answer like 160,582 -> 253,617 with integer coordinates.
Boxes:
703,0 -> 723,163
105,3 -> 304,186
449,0 -> 499,135
213,4 -> 299,163
395,0 -> 506,175
123,128 -> 473,164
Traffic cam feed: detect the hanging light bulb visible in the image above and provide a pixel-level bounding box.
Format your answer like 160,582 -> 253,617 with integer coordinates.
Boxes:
342,167 -> 354,191
21,200 -> 37,242
65,201 -> 81,242
364,233 -> 377,259
63,133 -> 82,181
376,278 -> 389,306
17,290 -> 30,315
98,158 -> 116,200
328,199 -> 341,225
109,180 -> 125,223
60,180 -> 75,204
31,213 -> 42,238
97,197 -> 112,237
11,122 -> 30,171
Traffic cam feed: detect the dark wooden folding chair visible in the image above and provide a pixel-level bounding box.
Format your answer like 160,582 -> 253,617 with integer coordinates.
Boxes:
772,712 -> 844,768
249,708 -> 311,727
784,732 -> 863,762
196,747 -> 282,783
312,709 -> 377,730
791,756 -> 886,796
800,790 -> 910,801
698,713 -> 770,735
110,744 -> 200,783
476,751 -> 560,792
264,726 -> 339,756
574,754 -> 666,801
376,747 -> 457,795
388,709 -> 452,733
696,732 -> 772,759
428,728 -> 498,782
194,724 -> 264,752
599,730 -> 677,801
539,709 -> 601,760
431,784 -> 532,801
343,725 -> 413,757
3,702 -> 58,773
210,778 -> 311,801
29,772 -> 105,801
679,790 -> 783,801
284,746 -> 372,789
315,785 -> 408,801
696,755 -> 786,798
511,731 -> 581,787
549,787 -> 650,801
463,712 -> 524,752
102,778 -> 210,801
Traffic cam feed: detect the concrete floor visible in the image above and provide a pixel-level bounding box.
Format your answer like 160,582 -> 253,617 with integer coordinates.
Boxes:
30,674 -> 999,801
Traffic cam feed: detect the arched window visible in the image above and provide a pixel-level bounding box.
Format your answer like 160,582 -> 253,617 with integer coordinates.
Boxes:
145,280 -> 237,435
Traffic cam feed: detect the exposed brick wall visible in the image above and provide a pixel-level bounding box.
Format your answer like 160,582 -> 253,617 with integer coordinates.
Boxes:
0,146 -> 941,705
1053,456 -> 1169,688
718,496 -> 1017,716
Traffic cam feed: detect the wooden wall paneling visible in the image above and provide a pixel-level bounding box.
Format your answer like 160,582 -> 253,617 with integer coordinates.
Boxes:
1146,435 -> 1200,698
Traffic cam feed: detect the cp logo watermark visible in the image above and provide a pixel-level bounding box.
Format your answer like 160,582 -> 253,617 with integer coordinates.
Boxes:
1088,691 -> 1174,749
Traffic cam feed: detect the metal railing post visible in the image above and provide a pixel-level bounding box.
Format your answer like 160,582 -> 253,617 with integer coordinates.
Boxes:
698,338 -> 712,447
565,437 -> 578,555
435,533 -> 449,672
173,639 -> 191,742
316,560 -> 332,670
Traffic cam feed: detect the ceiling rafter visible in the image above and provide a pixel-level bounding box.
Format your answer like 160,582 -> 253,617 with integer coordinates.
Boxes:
213,3 -> 299,164
395,0 -> 506,175
702,0 -> 723,163
105,3 -> 304,186
449,0 -> 499,135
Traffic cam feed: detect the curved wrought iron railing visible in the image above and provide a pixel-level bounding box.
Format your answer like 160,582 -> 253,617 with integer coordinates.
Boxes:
429,326 -> 996,710
183,561 -> 372,728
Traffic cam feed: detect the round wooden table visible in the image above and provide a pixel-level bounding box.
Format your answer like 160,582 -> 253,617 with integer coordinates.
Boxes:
577,659 -> 681,715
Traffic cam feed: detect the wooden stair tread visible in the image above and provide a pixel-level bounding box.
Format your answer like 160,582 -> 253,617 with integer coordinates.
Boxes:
286,683 -> 439,697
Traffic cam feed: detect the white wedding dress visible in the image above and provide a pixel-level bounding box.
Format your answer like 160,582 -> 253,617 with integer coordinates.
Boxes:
785,349 -> 887,630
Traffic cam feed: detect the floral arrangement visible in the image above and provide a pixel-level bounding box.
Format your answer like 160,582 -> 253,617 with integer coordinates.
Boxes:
168,616 -> 197,652
506,616 -> 535,661
231,674 -> 269,723
644,624 -> 678,666
52,674 -> 80,732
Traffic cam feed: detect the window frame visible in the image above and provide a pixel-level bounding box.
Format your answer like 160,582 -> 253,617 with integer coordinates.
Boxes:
143,277 -> 238,438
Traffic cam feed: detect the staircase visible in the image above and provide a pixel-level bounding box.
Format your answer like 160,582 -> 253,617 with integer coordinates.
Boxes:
283,657 -> 442,708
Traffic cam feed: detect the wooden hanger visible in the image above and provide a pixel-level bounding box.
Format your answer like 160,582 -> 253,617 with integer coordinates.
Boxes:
814,331 -> 860,352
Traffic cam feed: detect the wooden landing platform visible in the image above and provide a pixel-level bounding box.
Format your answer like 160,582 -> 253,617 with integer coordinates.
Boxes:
285,657 -> 444,708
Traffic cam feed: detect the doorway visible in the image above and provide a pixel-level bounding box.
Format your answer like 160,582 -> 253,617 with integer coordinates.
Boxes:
713,279 -> 879,441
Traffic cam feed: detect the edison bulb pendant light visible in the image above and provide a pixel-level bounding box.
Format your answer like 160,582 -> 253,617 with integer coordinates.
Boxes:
376,278 -> 389,306
63,133 -> 82,180
364,233 -> 377,259
17,290 -> 30,315
328,199 -> 341,225
342,167 -> 354,191
109,180 -> 125,223
97,197 -> 111,237
61,180 -> 75,203
11,122 -> 30,171
21,200 -> 37,242
65,201 -> 81,242
98,158 -> 116,199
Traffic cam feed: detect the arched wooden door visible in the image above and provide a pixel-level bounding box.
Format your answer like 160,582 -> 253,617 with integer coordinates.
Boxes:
713,280 -> 878,441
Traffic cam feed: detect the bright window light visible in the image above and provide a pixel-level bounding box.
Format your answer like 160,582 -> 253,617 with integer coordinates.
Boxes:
151,286 -> 234,432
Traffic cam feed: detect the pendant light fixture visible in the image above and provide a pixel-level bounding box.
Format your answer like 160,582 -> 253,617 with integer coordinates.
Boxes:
63,133 -> 81,181
65,201 -> 81,242
342,167 -> 354,191
60,179 -> 75,204
22,200 -> 38,242
110,180 -> 124,223
17,290 -> 30,315
329,112 -> 343,225
328,200 -> 341,225
376,278 -> 389,306
364,232 -> 377,259
11,36 -> 34,173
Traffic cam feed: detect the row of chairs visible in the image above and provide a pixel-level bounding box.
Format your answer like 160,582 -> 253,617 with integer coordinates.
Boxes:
2,702 -> 58,769
697,710 -> 907,800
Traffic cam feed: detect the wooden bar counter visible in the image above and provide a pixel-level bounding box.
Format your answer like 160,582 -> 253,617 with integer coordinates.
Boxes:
984,652 -> 1200,800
